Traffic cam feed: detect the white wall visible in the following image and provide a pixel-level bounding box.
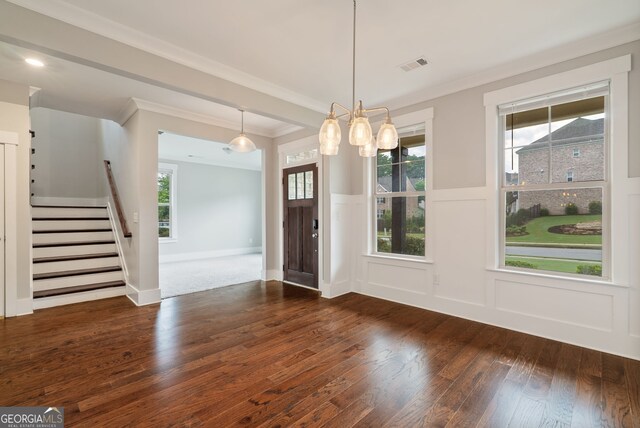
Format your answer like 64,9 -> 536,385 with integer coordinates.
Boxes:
0,79 -> 32,315
347,42 -> 640,359
158,159 -> 262,261
30,108 -> 102,201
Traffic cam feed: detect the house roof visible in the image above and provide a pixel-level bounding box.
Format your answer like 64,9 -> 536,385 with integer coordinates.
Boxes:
516,118 -> 604,153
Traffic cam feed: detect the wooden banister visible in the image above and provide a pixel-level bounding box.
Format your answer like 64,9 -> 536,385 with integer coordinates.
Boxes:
104,160 -> 132,238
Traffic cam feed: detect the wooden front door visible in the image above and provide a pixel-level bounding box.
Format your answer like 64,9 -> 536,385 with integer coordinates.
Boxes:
283,164 -> 318,288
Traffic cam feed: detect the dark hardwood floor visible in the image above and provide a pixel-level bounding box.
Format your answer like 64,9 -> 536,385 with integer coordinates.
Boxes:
1,281 -> 638,427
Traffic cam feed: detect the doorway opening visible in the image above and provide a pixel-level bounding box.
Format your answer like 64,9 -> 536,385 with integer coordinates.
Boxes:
157,131 -> 264,298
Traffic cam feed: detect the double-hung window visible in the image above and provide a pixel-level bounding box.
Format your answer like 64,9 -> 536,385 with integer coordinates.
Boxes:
158,163 -> 178,241
500,82 -> 608,277
374,128 -> 426,257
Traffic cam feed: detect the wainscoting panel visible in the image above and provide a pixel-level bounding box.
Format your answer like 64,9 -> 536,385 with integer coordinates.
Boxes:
629,193 -> 640,338
495,279 -> 614,331
433,199 -> 486,306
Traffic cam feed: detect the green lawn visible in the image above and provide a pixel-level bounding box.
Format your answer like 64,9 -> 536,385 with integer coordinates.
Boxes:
505,256 -> 601,275
506,214 -> 602,246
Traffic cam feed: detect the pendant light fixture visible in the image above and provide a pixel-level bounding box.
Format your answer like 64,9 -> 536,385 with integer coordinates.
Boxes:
229,109 -> 256,153
319,0 -> 398,157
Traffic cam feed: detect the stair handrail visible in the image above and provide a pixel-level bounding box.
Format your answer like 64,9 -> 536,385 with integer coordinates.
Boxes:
104,160 -> 132,238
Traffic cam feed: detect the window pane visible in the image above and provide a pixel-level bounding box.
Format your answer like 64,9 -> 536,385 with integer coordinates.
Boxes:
376,150 -> 394,193
288,174 -> 296,200
296,172 -> 305,199
286,148 -> 318,165
158,204 -> 170,238
505,108 -> 550,186
157,172 -> 170,203
550,97 -> 605,183
376,196 -> 425,256
304,171 -> 313,199
504,188 -> 602,277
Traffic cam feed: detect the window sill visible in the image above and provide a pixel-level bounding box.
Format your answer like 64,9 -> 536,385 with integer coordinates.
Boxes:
159,238 -> 177,244
364,253 -> 433,265
487,267 -> 625,288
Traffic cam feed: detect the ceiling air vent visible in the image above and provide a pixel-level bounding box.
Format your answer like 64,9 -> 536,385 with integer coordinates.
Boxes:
399,56 -> 428,72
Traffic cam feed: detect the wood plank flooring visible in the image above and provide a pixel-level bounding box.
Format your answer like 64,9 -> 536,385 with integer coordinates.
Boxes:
1,281 -> 638,427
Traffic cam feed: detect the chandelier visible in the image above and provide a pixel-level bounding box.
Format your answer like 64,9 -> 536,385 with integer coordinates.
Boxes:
318,0 -> 398,157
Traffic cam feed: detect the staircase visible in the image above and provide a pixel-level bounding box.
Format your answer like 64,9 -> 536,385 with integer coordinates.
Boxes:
32,205 -> 126,307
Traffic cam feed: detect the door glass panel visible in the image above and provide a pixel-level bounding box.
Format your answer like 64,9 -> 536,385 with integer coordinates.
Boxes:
297,172 -> 305,199
305,171 -> 313,199
288,174 -> 296,200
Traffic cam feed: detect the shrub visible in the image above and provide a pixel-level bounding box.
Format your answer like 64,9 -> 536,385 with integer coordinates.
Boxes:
376,236 -> 424,256
515,208 -> 531,225
377,238 -> 390,253
565,203 -> 578,215
588,200 -> 602,215
506,260 -> 536,269
539,208 -> 550,217
506,225 -> 527,236
405,236 -> 425,256
577,264 -> 602,276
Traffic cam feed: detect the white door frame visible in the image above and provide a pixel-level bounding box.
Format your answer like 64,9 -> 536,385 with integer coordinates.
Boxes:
0,131 -> 19,317
277,138 -> 324,294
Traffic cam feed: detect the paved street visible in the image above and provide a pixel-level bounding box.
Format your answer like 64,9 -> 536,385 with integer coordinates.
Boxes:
506,246 -> 602,261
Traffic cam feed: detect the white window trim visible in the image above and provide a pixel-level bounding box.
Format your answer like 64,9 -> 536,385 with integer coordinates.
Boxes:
367,107 -> 434,262
158,162 -> 178,243
484,55 -> 631,286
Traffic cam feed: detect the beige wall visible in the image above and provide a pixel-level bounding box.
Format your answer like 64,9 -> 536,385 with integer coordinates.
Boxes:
390,40 -> 640,191
0,79 -> 31,309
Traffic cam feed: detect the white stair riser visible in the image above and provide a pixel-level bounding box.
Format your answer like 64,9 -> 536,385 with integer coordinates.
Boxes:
33,244 -> 118,258
33,271 -> 124,292
33,231 -> 114,244
33,257 -> 121,274
32,207 -> 107,218
32,220 -> 112,231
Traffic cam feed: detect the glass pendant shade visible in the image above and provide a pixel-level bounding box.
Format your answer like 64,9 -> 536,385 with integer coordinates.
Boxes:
319,117 -> 341,148
228,133 -> 256,153
358,137 -> 377,157
376,122 -> 399,150
349,116 -> 372,146
320,141 -> 339,156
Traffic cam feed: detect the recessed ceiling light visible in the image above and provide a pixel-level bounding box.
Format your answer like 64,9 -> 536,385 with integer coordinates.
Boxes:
25,58 -> 45,67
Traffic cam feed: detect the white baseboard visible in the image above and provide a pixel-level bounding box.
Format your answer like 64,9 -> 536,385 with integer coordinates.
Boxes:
159,247 -> 262,264
15,297 -> 33,316
31,196 -> 106,206
263,269 -> 283,281
126,283 -> 162,306
33,286 -> 126,310
320,280 -> 352,299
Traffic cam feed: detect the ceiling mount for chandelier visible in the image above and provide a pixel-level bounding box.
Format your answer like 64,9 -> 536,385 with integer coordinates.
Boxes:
318,0 -> 398,158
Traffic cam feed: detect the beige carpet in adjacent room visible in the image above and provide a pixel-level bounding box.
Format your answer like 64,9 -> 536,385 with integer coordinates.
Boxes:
159,253 -> 262,298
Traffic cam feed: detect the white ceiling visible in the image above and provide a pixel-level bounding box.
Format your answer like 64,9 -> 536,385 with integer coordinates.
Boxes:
2,0 -> 640,136
158,132 -> 262,171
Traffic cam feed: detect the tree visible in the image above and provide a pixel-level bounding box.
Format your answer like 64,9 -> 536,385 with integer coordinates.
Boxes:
158,173 -> 170,203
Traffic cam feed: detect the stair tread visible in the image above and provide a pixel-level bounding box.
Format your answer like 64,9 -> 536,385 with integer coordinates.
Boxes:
33,253 -> 120,264
33,266 -> 122,280
32,205 -> 107,209
33,240 -> 116,248
33,229 -> 113,234
33,281 -> 126,298
33,217 -> 110,221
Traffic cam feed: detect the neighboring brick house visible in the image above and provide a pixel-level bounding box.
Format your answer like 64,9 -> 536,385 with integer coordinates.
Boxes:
376,177 -> 423,220
516,117 -> 604,215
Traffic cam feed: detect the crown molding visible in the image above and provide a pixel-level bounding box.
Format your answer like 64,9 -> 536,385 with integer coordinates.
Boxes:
117,97 -> 300,138
386,22 -> 640,112
6,0 -> 328,114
